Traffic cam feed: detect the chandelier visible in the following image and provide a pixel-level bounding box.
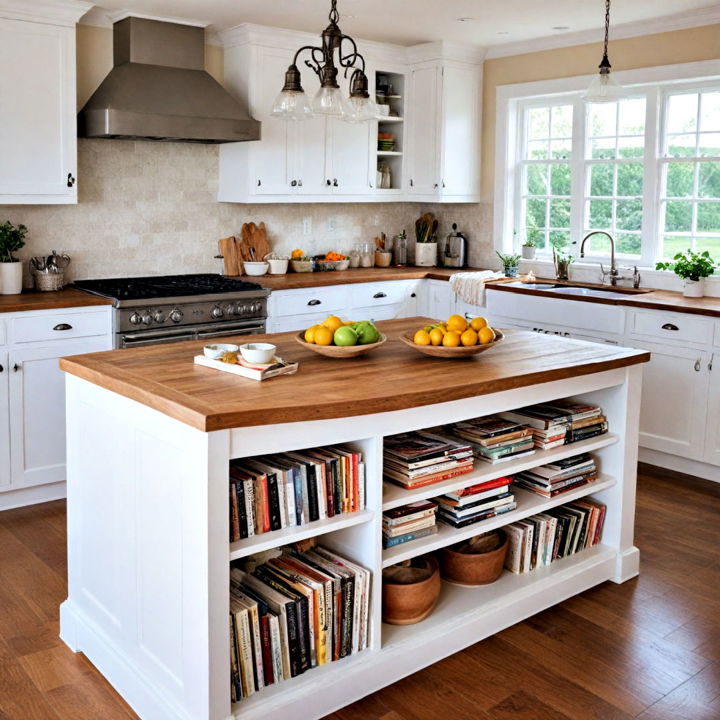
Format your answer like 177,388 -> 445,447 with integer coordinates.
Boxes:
583,0 -> 627,103
271,0 -> 377,122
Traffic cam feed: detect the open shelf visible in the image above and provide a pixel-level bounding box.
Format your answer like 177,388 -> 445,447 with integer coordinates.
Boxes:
377,116 -> 404,123
382,543 -> 616,648
382,432 -> 619,512
382,474 -> 615,568
229,510 -> 374,561
377,150 -> 403,157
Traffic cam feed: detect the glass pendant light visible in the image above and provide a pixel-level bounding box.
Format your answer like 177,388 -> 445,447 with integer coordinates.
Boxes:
583,0 -> 628,103
271,64 -> 313,120
345,69 -> 378,123
311,86 -> 350,117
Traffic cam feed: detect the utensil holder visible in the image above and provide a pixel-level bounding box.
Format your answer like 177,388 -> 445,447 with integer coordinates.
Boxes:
33,271 -> 65,292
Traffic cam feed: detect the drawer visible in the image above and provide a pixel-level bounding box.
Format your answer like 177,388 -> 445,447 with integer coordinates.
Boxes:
349,281 -> 413,308
270,312 -> 329,334
272,287 -> 346,317
628,310 -> 713,346
0,318 -> 5,345
352,303 -> 402,324
9,310 -> 110,344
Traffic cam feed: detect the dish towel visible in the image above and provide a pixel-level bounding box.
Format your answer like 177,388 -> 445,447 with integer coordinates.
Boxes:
449,271 -> 504,307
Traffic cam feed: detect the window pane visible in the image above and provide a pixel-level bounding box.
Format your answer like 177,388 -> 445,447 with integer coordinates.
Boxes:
697,203 -> 720,233
526,197 -> 547,227
549,198 -> 571,228
529,107 -> 550,140
667,93 -> 698,134
617,163 -> 643,196
618,136 -> 644,158
588,103 -> 616,137
662,236 -> 691,259
550,139 -> 571,159
589,164 -> 613,196
616,234 -> 642,255
527,140 -> 548,160
619,98 -> 646,135
589,199 -> 612,227
582,232 -> 613,254
526,164 -> 549,195
700,92 -> 720,132
549,230 -> 570,250
699,133 -> 720,157
699,162 -> 720,198
550,164 -> 571,195
666,134 -> 696,158
616,199 -> 643,231
666,163 -> 694,197
696,236 -> 720,255
551,105 -> 573,138
591,138 -> 616,159
525,225 -> 546,249
664,201 -> 693,232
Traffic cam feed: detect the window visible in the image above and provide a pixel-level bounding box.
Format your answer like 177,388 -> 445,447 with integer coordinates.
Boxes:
501,63 -> 720,268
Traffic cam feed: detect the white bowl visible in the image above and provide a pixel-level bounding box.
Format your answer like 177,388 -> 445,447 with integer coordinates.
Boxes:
267,258 -> 289,274
239,342 -> 276,364
203,343 -> 239,360
243,261 -> 269,276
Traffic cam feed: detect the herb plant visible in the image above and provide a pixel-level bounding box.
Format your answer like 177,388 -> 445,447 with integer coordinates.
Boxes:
496,251 -> 522,268
655,249 -> 717,281
0,221 -> 27,263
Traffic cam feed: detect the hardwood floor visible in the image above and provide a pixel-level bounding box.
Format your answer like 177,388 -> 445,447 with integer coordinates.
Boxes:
0,466 -> 718,719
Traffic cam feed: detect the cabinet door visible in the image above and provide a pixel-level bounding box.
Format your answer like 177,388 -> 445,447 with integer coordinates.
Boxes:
704,356 -> 720,466
630,340 -> 709,460
0,352 -> 9,489
426,281 -> 452,321
327,118 -> 373,195
8,338 -> 108,489
292,68 -> 328,196
407,65 -> 440,196
0,18 -> 76,202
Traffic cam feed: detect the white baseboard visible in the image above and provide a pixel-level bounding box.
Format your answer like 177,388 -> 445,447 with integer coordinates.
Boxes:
639,449 -> 720,483
0,481 -> 66,511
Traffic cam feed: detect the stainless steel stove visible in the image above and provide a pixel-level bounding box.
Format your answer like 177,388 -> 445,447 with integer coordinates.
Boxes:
73,273 -> 269,348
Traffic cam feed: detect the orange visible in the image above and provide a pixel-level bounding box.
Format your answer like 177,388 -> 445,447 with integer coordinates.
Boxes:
429,328 -> 444,346
446,314 -> 468,333
478,326 -> 496,345
314,326 -> 333,346
470,316 -> 487,332
460,328 -> 478,346
442,331 -> 461,347
322,315 -> 343,333
413,329 -> 431,346
304,324 -> 321,343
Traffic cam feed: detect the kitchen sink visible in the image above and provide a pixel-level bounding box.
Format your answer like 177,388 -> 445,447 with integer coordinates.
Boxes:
505,281 -> 651,299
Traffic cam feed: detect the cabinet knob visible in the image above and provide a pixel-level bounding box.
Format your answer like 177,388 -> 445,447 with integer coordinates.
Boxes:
695,359 -> 702,372
661,323 -> 679,331
13,363 -> 20,372
333,178 -> 338,187
0,364 -> 3,373
410,293 -> 416,298
297,179 -> 302,187
373,292 -> 387,299
326,179 -> 332,186
410,179 -> 414,187
433,183 -> 438,189
307,299 -> 321,306
67,173 -> 75,187
442,180 -> 446,188
369,182 -> 374,188
53,323 -> 72,331
257,179 -> 262,187
290,180 -> 297,187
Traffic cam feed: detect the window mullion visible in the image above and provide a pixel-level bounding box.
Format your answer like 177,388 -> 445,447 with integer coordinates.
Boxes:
643,87 -> 661,267
570,95 -> 585,259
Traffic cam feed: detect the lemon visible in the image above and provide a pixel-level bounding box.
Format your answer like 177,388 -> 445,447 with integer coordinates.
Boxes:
414,329 -> 431,346
446,314 -> 468,333
460,328 -> 478,346
470,316 -> 487,332
304,324 -> 321,343
323,315 -> 343,333
423,325 -> 434,333
437,323 -> 448,333
478,326 -> 496,345
429,328 -> 444,346
442,331 -> 461,347
314,326 -> 334,346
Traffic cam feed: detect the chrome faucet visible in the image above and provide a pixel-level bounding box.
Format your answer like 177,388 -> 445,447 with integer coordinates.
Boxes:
579,230 -> 641,288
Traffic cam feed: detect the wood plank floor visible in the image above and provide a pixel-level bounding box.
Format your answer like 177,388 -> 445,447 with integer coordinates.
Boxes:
0,465 -> 718,719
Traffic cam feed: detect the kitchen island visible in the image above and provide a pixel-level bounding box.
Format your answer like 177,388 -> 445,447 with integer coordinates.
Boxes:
59,318 -> 649,720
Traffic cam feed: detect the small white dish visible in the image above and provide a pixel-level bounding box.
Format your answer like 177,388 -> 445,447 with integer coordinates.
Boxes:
243,261 -> 269,276
203,343 -> 239,360
239,342 -> 276,364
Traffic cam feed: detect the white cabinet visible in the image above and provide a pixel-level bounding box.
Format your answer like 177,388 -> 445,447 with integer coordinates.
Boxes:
423,280 -> 453,320
0,350 -> 9,488
0,5 -> 87,204
327,118 -> 373,195
703,355 -> 720,466
407,64 -> 440,197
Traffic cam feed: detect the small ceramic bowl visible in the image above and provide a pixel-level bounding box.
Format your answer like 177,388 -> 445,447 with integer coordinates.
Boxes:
243,261 -> 269,276
203,343 -> 239,360
239,342 -> 276,364
335,259 -> 350,270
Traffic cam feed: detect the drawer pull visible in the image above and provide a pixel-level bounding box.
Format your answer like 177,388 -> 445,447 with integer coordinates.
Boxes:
695,359 -> 702,372
53,323 -> 73,331
307,299 -> 321,306
0,364 -> 3,372
373,292 -> 387,299
661,323 -> 679,331
411,292 -> 416,298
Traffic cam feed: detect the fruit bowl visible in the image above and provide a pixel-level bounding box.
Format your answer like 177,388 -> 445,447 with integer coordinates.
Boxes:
400,329 -> 505,357
295,331 -> 387,358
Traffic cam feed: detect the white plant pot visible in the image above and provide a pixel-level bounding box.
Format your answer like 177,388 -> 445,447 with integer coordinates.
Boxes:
521,246 -> 536,260
415,243 -> 438,267
0,261 -> 23,295
683,278 -> 704,298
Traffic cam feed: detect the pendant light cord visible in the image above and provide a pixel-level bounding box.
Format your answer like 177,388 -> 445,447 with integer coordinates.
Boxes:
599,0 -> 612,71
329,0 -> 339,24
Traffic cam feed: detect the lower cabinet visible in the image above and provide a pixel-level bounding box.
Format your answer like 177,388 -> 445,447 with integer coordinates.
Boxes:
703,356 -> 720,466
0,351 -> 9,489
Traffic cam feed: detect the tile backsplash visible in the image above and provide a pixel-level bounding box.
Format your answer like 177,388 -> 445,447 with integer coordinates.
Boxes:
1,139 -> 493,284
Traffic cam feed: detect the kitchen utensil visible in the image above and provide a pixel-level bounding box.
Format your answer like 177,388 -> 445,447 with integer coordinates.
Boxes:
242,261 -> 269,276
203,343 -> 239,360
239,342 -> 276,364
48,251 -> 71,271
218,237 -> 241,275
295,331 -> 387,358
399,329 -> 505,358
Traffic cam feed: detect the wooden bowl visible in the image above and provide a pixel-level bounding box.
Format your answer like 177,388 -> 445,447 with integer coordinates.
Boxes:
295,332 -> 387,358
382,555 -> 441,625
440,530 -> 508,586
400,329 -> 504,358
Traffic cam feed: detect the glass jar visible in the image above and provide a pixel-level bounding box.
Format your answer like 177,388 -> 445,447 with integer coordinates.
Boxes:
348,248 -> 361,268
359,242 -> 375,267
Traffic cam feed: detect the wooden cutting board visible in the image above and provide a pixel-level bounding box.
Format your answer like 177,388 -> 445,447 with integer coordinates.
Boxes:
218,236 -> 241,276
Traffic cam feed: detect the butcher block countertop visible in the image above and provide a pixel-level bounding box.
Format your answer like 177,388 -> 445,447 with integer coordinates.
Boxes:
60,317 -> 649,432
0,288 -> 113,313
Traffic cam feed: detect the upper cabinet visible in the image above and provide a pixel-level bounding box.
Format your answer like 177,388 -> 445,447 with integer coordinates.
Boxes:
0,1 -> 89,204
218,27 -> 484,204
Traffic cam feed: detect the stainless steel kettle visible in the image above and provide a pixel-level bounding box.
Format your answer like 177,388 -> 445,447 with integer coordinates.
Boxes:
441,223 -> 467,268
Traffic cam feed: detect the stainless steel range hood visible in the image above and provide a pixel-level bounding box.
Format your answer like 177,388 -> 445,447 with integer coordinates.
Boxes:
78,17 -> 261,143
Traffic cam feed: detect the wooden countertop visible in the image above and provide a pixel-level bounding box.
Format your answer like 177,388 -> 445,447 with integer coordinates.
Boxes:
60,317 -> 649,432
0,288 -> 113,313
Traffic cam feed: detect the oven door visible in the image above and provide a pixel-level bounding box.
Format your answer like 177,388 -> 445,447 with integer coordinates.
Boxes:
117,320 -> 266,348
196,322 -> 264,341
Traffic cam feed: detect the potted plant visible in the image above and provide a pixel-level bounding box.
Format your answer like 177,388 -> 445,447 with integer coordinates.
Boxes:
521,239 -> 537,260
656,249 -> 717,298
496,250 -> 522,278
0,221 -> 27,295
552,248 -> 574,281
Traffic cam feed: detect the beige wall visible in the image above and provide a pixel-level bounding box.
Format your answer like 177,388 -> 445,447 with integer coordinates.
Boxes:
481,23 -> 720,199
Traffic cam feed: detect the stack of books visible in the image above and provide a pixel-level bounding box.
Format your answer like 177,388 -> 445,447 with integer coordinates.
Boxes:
446,416 -> 535,464
383,431 -> 474,489
433,476 -> 516,528
230,545 -> 370,702
500,399 -> 607,449
382,500 -> 438,548
504,498 -> 606,573
229,446 -> 365,541
512,453 -> 597,498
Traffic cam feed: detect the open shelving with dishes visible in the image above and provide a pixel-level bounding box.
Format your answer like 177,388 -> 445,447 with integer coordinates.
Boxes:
374,70 -> 405,191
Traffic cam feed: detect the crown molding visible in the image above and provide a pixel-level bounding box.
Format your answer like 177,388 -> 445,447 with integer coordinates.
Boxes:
79,8 -> 209,28
0,0 -> 92,26
486,4 -> 720,60
406,40 -> 486,65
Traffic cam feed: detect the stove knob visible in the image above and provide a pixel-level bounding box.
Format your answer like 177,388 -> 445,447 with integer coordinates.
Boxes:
141,312 -> 153,326
252,302 -> 262,313
224,304 -> 235,316
129,312 -> 142,326
169,308 -> 183,323
211,305 -> 224,319
154,310 -> 166,323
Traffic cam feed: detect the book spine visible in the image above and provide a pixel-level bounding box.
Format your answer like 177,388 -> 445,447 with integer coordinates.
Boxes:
248,604 -> 264,690
315,462 -> 328,521
259,614 -> 273,685
229,482 -> 239,542
299,467 -> 310,525
306,465 -> 319,522
283,471 -> 296,528
276,471 -> 288,529
237,481 -> 248,540
324,461 -> 335,518
236,608 -> 255,696
267,474 -> 282,532
382,525 -> 438,548
268,614 -> 284,683
229,614 -> 242,701
292,468 -> 303,526
340,578 -> 354,658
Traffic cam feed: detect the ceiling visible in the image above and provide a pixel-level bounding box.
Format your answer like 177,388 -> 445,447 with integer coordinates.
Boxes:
83,0 -> 719,48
